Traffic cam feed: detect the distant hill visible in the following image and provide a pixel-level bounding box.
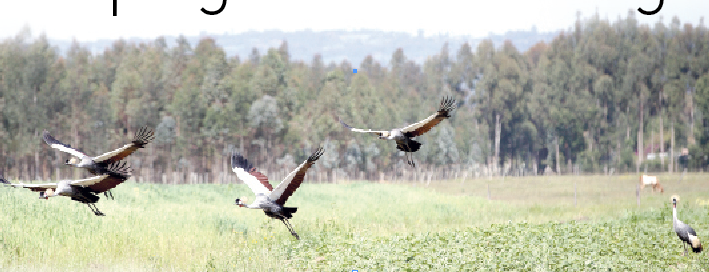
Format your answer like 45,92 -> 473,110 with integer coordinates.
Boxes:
49,28 -> 562,66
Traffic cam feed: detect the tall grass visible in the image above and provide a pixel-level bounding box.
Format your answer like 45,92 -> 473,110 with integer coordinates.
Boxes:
1,174 -> 708,271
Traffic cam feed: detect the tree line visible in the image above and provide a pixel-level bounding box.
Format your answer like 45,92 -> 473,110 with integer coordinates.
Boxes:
1,11 -> 709,184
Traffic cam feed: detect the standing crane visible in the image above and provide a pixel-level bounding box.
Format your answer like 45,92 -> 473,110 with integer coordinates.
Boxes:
671,195 -> 703,255
230,147 -> 324,240
43,126 -> 155,199
338,96 -> 457,167
1,161 -> 132,216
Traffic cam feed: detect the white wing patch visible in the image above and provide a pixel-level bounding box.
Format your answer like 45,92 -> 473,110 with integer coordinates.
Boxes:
10,182 -> 58,189
350,128 -> 390,135
270,159 -> 308,201
50,143 -> 88,159
70,175 -> 111,186
93,143 -> 135,162
232,167 -> 272,196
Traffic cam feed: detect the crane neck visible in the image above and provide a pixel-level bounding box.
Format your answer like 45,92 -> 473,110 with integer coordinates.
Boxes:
672,203 -> 677,228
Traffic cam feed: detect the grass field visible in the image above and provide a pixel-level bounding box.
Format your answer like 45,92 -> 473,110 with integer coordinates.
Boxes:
1,174 -> 708,271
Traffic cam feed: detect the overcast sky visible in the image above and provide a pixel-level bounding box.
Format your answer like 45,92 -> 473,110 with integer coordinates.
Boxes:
1,0 -> 705,41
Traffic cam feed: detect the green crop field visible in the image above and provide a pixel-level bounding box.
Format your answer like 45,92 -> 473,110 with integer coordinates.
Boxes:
1,174 -> 708,271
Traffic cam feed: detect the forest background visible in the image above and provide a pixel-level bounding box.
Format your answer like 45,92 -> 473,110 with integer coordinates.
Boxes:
2,12 -> 709,184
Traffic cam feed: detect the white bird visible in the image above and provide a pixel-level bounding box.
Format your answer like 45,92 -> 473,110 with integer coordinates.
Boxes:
672,195 -> 703,255
1,161 -> 132,216
230,147 -> 324,240
43,126 -> 154,199
339,96 -> 457,167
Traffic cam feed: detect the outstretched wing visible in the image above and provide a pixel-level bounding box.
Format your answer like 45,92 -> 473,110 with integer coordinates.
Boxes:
7,182 -> 59,192
248,168 -> 271,190
400,97 -> 456,137
270,147 -> 324,205
1,173 -> 57,193
84,161 -> 132,192
93,126 -> 155,163
70,175 -> 111,186
43,130 -> 88,158
231,150 -> 273,195
338,119 -> 390,137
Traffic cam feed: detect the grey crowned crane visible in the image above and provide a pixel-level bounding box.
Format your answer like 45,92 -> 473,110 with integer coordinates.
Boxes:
230,147 -> 325,240
1,161 -> 131,216
671,195 -> 703,255
43,126 -> 155,199
338,96 -> 457,167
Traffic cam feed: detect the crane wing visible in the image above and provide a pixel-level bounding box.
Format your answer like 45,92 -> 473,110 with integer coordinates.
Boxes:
231,151 -> 273,195
0,172 -> 56,192
7,182 -> 59,192
248,168 -> 271,191
338,119 -> 389,137
400,97 -> 456,137
270,147 -> 324,205
43,130 -> 88,159
70,175 -> 111,186
85,161 -> 132,192
93,126 -> 155,163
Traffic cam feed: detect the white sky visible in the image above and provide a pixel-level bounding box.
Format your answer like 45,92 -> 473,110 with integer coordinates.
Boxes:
1,0 -> 706,41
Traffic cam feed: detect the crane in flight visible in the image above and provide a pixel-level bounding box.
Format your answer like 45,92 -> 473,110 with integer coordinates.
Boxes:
42,126 -> 154,199
230,147 -> 324,240
339,96 -> 457,167
1,161 -> 132,216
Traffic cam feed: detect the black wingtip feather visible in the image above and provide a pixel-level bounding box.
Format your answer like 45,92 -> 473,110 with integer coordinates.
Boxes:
437,96 -> 457,117
308,147 -> 325,162
231,149 -> 253,170
0,171 -> 8,184
133,126 -> 156,146
43,130 -> 71,148
105,160 -> 132,178
338,119 -> 354,129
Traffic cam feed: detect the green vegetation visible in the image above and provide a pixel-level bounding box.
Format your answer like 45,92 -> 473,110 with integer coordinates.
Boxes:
2,174 -> 708,271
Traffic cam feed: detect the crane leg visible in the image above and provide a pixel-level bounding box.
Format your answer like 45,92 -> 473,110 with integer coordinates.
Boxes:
683,244 -> 688,256
403,143 -> 416,168
281,219 -> 300,240
87,203 -> 105,216
104,190 -> 114,200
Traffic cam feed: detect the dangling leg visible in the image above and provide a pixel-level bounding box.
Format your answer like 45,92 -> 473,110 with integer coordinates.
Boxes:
403,142 -> 416,168
107,190 -> 114,200
281,219 -> 300,240
87,203 -> 105,216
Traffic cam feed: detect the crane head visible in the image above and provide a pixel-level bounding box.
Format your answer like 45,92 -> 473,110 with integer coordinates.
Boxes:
671,195 -> 680,207
39,191 -> 50,200
671,195 -> 680,202
234,196 -> 248,207
66,157 -> 78,166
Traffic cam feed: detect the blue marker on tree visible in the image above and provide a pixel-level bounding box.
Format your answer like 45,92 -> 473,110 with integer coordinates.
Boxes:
353,69 -> 357,73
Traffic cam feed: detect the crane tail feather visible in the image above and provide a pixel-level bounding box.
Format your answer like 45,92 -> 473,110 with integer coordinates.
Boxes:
282,207 -> 297,219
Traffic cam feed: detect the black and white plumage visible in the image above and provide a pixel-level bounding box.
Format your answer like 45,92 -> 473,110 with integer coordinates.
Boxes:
338,96 -> 457,167
672,195 -> 703,255
43,126 -> 154,199
1,161 -> 132,216
231,147 -> 325,240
